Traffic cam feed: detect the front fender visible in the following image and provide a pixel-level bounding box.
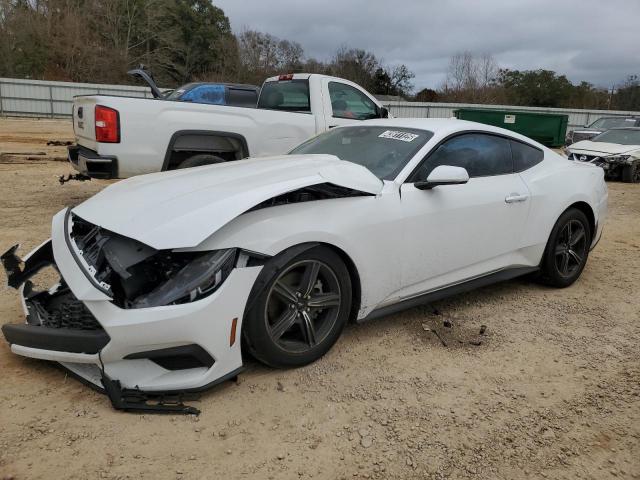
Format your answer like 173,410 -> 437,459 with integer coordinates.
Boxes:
192,194 -> 403,317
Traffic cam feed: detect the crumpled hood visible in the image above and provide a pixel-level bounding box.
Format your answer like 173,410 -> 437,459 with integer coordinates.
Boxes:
569,140 -> 640,156
72,154 -> 383,249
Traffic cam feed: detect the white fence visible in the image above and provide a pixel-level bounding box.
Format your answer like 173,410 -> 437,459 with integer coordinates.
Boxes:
1,77 -> 639,128
0,77 -> 154,118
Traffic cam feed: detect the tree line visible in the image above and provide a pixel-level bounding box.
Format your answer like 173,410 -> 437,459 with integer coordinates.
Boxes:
0,0 -> 638,110
0,0 -> 415,96
420,52 -> 639,111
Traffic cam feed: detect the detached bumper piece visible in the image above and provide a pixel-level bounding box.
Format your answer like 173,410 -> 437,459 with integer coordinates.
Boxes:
2,242 -> 53,289
67,145 -> 118,179
101,372 -> 201,415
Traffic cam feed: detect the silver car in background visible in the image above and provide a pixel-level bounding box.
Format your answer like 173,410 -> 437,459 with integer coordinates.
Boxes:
566,116 -> 640,145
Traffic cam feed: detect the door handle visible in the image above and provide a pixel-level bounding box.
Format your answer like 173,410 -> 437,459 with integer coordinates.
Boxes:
328,125 -> 338,128
505,193 -> 528,203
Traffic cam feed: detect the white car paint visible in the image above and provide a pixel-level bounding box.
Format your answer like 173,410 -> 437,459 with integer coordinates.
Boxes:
568,140 -> 640,157
73,154 -> 383,250
70,73 -> 387,178
3,119 -> 608,400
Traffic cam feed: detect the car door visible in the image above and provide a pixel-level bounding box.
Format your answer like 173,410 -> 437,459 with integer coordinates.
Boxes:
394,133 -> 531,301
320,80 -> 381,130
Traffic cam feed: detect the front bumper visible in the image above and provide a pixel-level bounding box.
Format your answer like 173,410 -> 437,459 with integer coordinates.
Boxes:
1,209 -> 262,412
567,152 -> 635,177
68,145 -> 118,179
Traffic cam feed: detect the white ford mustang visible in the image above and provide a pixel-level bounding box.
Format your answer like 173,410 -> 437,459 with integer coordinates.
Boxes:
2,119 -> 608,413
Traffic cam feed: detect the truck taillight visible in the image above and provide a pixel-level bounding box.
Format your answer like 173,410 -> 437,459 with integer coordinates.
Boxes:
278,74 -> 294,81
95,105 -> 120,143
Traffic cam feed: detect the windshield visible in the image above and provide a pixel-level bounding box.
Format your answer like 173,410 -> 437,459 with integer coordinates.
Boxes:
165,83 -> 225,104
589,117 -> 637,129
290,126 -> 433,180
591,129 -> 640,146
257,79 -> 310,112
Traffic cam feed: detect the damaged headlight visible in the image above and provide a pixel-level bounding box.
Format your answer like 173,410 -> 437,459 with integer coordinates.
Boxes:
68,214 -> 254,309
130,249 -> 236,309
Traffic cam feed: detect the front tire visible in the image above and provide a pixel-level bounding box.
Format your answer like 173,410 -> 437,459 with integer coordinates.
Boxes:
242,246 -> 352,368
540,208 -> 591,288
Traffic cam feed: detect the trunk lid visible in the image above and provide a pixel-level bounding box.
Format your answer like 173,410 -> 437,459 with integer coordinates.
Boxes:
72,154 -> 383,249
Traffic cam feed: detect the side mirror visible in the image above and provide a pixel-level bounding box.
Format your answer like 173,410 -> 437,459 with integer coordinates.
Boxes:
379,106 -> 389,118
414,165 -> 469,190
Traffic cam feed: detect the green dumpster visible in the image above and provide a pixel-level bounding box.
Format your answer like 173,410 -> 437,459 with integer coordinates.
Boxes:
454,108 -> 568,147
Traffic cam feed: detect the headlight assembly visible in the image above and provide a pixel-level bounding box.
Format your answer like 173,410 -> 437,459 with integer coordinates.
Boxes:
130,249 -> 236,309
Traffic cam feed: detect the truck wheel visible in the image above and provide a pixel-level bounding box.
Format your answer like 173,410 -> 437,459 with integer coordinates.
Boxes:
177,154 -> 225,169
621,161 -> 640,183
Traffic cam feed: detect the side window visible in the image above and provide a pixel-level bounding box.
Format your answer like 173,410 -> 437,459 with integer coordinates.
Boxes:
511,140 -> 543,172
411,133 -> 512,182
328,82 -> 378,120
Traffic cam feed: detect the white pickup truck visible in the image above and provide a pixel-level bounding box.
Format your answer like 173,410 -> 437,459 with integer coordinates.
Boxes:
68,73 -> 390,179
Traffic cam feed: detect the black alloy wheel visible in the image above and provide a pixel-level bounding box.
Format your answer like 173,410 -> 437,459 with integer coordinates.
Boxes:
554,219 -> 588,278
243,246 -> 352,368
540,208 -> 591,288
265,259 -> 342,353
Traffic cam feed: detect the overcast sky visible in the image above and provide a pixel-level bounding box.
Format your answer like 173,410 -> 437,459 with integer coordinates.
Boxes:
215,0 -> 640,92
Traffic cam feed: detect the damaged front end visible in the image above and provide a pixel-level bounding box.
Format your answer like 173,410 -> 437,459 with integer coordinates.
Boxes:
568,152 -> 638,179
67,213 -> 239,309
1,210 -> 265,414
1,241 -> 110,355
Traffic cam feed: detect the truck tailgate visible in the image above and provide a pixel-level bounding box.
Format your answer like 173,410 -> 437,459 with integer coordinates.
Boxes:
73,96 -> 97,151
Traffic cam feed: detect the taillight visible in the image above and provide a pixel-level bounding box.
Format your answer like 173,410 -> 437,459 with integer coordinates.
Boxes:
95,105 -> 120,143
278,73 -> 294,81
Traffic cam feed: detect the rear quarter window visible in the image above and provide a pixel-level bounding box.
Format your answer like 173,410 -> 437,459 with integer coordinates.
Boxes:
511,140 -> 543,172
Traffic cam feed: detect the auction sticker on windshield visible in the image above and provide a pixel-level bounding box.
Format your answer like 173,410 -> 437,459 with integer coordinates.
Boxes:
378,130 -> 420,142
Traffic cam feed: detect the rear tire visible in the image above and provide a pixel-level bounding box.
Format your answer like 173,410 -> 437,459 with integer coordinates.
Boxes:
621,161 -> 640,183
539,208 -> 591,288
242,246 -> 351,368
177,154 -> 225,169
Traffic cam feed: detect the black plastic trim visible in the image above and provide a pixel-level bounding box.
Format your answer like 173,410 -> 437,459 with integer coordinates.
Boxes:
99,366 -> 245,415
2,323 -> 110,354
361,266 -> 539,323
63,209 -> 112,296
161,130 -> 250,171
67,144 -> 118,178
124,344 -> 215,370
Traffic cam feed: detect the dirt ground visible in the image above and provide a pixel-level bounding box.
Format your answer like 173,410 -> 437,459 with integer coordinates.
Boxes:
0,117 -> 638,480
